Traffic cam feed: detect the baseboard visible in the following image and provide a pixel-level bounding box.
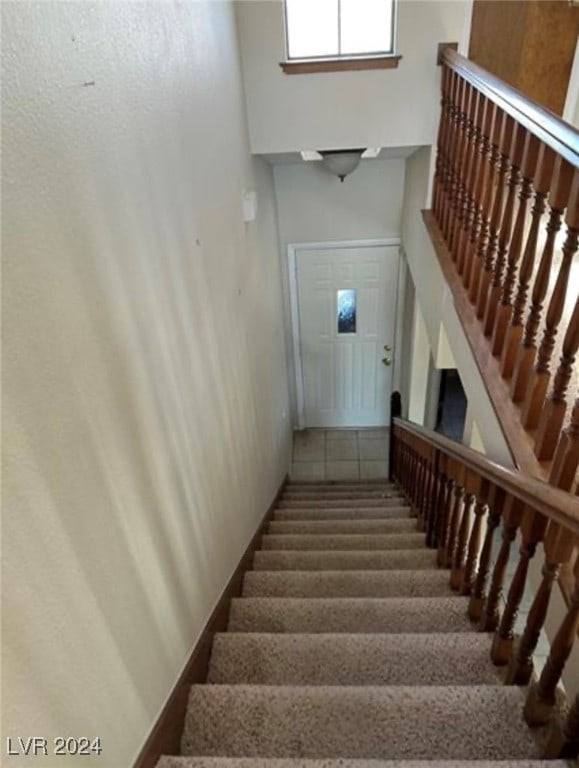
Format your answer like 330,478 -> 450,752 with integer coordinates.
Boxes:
132,473 -> 288,768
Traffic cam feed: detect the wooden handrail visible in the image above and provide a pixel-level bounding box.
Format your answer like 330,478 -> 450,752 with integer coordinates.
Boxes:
442,49 -> 579,169
394,417 -> 579,534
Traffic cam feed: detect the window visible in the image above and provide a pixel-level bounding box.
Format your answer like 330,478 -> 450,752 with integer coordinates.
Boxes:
283,0 -> 397,68
337,289 -> 357,334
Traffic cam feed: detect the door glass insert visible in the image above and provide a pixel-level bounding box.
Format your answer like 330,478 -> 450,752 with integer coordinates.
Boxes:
337,289 -> 357,334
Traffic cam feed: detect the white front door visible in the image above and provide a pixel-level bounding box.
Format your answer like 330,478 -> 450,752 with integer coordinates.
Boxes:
295,244 -> 399,427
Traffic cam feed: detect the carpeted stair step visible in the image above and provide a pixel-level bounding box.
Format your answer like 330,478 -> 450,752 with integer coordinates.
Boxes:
181,685 -> 539,760
278,499 -> 406,509
207,632 -> 499,686
273,507 -> 412,521
261,533 -> 425,551
160,759 -> 565,768
241,569 -> 451,598
286,481 -> 397,489
268,519 -> 416,535
282,490 -> 404,501
227,596 -> 472,633
253,549 -> 437,571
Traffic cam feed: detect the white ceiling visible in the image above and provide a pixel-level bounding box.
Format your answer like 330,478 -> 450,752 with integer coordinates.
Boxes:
261,146 -> 421,166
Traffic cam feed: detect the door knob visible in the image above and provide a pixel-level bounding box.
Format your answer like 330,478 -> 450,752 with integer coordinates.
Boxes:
384,345 -> 392,352
382,357 -> 392,366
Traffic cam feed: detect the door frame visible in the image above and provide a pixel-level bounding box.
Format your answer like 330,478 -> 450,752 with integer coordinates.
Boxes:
288,238 -> 403,428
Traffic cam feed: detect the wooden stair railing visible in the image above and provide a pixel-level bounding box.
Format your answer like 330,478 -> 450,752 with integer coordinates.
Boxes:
391,416 -> 579,751
427,48 -> 578,608
427,48 -> 579,499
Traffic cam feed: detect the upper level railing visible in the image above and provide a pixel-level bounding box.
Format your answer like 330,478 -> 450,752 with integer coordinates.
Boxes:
431,48 -> 579,488
391,415 -> 579,757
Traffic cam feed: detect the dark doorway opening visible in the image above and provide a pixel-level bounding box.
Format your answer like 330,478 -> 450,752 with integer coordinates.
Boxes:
435,369 -> 467,442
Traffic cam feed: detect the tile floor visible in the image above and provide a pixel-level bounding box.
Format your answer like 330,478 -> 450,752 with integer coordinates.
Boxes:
291,428 -> 389,481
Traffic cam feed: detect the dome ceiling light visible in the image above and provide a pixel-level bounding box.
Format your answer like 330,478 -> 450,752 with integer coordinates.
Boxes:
299,148 -> 382,182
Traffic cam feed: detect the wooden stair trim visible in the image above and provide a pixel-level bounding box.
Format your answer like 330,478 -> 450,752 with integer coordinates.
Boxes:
132,474 -> 288,768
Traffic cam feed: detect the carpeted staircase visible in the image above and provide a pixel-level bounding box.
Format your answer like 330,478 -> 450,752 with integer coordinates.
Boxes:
157,479 -> 568,768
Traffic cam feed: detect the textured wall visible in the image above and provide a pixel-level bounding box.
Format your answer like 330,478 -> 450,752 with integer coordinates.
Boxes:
2,2 -> 291,765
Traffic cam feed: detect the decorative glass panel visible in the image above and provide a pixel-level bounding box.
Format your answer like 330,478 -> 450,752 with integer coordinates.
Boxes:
337,289 -> 357,334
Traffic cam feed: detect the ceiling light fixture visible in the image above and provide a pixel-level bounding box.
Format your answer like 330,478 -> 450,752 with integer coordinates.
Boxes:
320,149 -> 364,182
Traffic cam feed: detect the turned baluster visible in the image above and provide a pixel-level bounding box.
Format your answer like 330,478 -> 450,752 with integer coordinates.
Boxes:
445,479 -> 465,568
426,452 -> 443,548
545,693 -> 579,759
525,557 -> 579,726
450,81 -> 475,258
480,497 -> 522,632
451,490 -> 475,590
534,295 -> 579,460
506,521 -> 575,685
464,95 -> 492,292
437,475 -> 456,567
511,158 -> 575,403
550,398 -> 579,492
428,456 -> 447,549
457,90 -> 483,276
491,133 -> 539,357
483,122 -> 525,337
433,65 -> 451,223
469,101 -> 501,304
491,508 -> 547,665
415,454 -> 426,528
476,111 -> 513,319
469,486 -> 505,622
522,168 -> 579,430
423,452 -> 438,540
460,480 -> 489,596
442,71 -> 462,240
419,454 -> 432,532
501,144 -> 556,379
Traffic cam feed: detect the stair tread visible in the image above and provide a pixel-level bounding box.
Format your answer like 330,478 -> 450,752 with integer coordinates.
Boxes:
181,685 -> 540,760
207,632 -> 499,686
161,760 -> 565,768
253,550 -> 438,571
282,492 -> 405,500
242,569 -> 452,598
278,499 -> 406,508
261,533 -> 425,551
268,520 -> 416,535
228,596 -> 473,633
273,507 -> 412,521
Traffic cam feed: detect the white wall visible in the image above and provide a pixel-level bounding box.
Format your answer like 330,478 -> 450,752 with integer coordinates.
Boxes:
2,3 -> 291,766
236,0 -> 473,154
273,158 -> 405,422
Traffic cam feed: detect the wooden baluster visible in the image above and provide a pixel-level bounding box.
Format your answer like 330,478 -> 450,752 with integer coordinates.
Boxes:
506,521 -> 575,685
415,454 -> 426,530
433,64 -> 451,224
457,90 -> 483,277
522,168 -> 579,429
525,557 -> 579,726
476,111 -> 513,319
451,489 -> 475,590
450,80 -> 474,259
545,693 -> 579,759
491,508 -> 547,665
511,158 -> 575,402
464,95 -> 492,292
483,122 -> 525,337
501,145 -> 556,379
445,479 -> 465,568
460,484 -> 488,596
534,295 -> 579,460
426,452 -> 442,548
428,455 -> 447,549
442,71 -> 461,241
424,451 -> 437,542
550,397 -> 579,492
480,498 -> 522,632
437,474 -> 456,567
469,101 -> 501,304
469,486 -> 505,622
419,453 -> 431,533
491,133 -> 540,357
